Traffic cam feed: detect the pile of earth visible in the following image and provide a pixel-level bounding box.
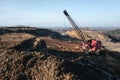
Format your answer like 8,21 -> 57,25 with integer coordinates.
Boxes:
65,29 -> 120,52
65,29 -> 109,42
0,27 -> 75,41
1,49 -> 120,80
0,27 -> 120,80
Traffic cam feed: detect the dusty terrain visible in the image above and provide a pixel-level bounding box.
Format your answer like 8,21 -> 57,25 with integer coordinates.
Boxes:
65,29 -> 120,52
0,27 -> 120,80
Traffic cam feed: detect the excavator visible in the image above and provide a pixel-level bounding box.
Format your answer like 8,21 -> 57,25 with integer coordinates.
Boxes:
63,10 -> 102,53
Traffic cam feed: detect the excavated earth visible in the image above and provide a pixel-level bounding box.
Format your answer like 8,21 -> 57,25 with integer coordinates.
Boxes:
0,27 -> 120,80
65,29 -> 120,52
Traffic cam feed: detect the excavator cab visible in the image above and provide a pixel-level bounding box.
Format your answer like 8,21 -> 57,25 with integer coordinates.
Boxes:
84,39 -> 102,52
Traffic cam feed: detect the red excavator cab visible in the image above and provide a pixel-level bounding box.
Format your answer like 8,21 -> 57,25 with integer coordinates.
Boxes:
85,39 -> 101,52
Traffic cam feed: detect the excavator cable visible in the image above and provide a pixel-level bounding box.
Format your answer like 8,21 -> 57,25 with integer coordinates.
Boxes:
63,10 -> 102,53
63,10 -> 86,42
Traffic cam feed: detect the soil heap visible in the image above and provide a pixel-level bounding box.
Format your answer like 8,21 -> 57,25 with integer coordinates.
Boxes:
0,27 -> 120,80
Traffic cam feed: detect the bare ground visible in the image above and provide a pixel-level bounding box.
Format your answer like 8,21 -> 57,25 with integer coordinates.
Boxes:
0,27 -> 120,80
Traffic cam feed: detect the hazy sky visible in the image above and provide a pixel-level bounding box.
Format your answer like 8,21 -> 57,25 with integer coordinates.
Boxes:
0,0 -> 120,27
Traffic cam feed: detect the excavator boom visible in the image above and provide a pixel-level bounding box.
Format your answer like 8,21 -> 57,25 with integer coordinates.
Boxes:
63,10 -> 102,52
63,10 -> 86,42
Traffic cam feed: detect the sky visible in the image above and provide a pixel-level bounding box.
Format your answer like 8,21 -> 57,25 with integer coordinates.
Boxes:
0,0 -> 120,27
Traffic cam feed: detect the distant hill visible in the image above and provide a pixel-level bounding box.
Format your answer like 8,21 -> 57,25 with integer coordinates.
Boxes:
104,29 -> 120,42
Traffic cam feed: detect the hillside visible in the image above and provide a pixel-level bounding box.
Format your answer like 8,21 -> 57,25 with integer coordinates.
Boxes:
0,27 -> 120,80
65,29 -> 120,52
104,29 -> 120,42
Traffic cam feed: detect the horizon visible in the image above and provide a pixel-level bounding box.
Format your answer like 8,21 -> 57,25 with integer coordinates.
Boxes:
0,0 -> 120,27
0,25 -> 120,30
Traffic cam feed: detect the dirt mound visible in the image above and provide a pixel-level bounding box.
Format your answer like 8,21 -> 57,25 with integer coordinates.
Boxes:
65,29 -> 108,42
0,28 -> 120,80
0,27 -> 74,41
0,33 -> 34,49
13,36 -> 83,52
0,49 -> 64,80
1,49 -> 120,80
65,29 -> 120,52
